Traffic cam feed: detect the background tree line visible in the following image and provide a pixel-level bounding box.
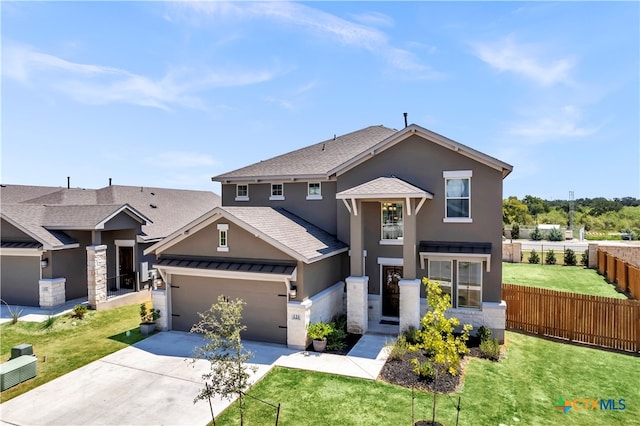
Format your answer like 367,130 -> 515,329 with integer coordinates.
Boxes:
503,196 -> 640,238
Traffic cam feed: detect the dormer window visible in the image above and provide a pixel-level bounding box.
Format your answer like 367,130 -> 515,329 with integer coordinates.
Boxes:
270,183 -> 285,201
306,182 -> 322,200
235,184 -> 249,202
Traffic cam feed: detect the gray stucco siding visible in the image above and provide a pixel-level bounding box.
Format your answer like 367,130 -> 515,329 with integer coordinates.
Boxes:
221,181 -> 339,235
337,134 -> 505,304
162,218 -> 294,262
0,255 -> 40,305
296,253 -> 347,300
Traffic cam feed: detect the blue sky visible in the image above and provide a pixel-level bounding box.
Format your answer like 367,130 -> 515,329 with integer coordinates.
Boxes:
2,1 -> 638,200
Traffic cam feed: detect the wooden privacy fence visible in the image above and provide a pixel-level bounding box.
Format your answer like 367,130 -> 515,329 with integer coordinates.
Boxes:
598,249 -> 640,300
502,284 -> 640,353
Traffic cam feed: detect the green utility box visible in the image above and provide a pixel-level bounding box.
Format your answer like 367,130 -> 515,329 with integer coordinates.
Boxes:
0,355 -> 37,391
11,343 -> 33,360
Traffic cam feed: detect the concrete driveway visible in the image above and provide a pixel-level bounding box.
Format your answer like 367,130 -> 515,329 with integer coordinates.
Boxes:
0,331 -> 391,426
0,332 -> 298,426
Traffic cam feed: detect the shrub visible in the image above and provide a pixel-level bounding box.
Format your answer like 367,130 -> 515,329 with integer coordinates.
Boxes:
327,316 -> 347,351
545,249 -> 557,265
564,248 -> 577,266
529,249 -> 540,264
410,358 -> 435,379
387,336 -> 409,361
477,325 -> 492,343
1,299 -> 23,324
72,304 -> 88,319
402,325 -> 420,345
547,228 -> 564,241
307,321 -> 334,341
581,249 -> 589,267
510,223 -> 520,239
479,338 -> 501,361
530,227 -> 543,241
139,303 -> 161,324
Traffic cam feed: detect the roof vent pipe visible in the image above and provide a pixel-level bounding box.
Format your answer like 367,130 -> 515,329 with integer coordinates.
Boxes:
109,178 -> 112,186
403,112 -> 408,128
67,176 -> 70,189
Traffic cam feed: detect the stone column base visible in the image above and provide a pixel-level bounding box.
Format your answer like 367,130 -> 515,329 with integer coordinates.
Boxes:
346,276 -> 369,334
151,289 -> 168,331
287,299 -> 312,350
39,278 -> 66,308
482,300 -> 507,343
399,279 -> 421,333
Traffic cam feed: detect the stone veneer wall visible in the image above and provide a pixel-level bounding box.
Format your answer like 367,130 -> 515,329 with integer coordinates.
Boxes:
286,281 -> 345,350
87,245 -> 107,309
39,278 -> 66,308
346,276 -> 369,334
151,289 -> 168,331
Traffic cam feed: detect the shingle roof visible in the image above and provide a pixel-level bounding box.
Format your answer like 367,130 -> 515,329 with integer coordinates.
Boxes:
213,125 -> 398,181
213,123 -> 513,181
221,207 -> 348,262
42,204 -> 149,229
336,176 -> 434,199
0,184 -> 220,242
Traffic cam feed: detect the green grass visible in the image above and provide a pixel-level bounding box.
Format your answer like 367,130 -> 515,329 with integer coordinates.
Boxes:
216,332 -> 640,425
0,303 -> 147,402
503,263 -> 628,298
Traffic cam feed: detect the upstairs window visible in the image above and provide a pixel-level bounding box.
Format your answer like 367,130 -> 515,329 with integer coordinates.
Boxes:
270,183 -> 285,201
381,202 -> 403,243
307,182 -> 322,200
217,224 -> 229,252
235,184 -> 249,201
443,170 -> 472,222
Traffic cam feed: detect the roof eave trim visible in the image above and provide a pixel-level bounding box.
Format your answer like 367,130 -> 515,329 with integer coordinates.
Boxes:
336,192 -> 434,200
306,247 -> 349,264
152,264 -> 296,282
213,174 -> 334,184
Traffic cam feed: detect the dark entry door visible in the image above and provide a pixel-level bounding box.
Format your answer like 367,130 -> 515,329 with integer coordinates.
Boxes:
382,265 -> 402,317
118,246 -> 135,289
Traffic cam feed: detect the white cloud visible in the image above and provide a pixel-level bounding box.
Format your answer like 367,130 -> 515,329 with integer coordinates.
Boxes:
472,35 -> 575,86
507,105 -> 602,141
351,11 -> 395,28
170,1 -> 439,78
3,41 -> 280,110
143,151 -> 220,168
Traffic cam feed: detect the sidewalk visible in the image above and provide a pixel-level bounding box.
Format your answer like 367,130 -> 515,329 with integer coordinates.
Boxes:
0,297 -> 88,324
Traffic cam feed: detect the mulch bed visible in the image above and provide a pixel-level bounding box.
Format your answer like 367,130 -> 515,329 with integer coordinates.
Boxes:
378,336 -> 490,394
305,333 -> 362,356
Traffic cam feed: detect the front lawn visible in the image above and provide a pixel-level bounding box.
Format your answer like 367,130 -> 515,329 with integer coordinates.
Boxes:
216,331 -> 640,425
502,263 -> 627,298
0,303 -> 146,402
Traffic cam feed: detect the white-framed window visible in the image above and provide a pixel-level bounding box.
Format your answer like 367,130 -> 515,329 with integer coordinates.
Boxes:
270,183 -> 285,201
306,182 -> 322,200
443,170 -> 472,223
428,259 -> 452,300
381,202 -> 403,244
235,184 -> 249,201
217,224 -> 229,252
457,261 -> 482,309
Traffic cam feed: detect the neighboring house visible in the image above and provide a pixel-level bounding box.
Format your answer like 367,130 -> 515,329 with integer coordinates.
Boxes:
146,123 -> 512,348
0,184 -> 220,308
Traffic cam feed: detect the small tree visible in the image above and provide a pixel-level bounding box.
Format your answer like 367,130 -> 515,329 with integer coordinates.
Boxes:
547,228 -> 564,241
510,223 -> 520,240
530,226 -> 543,241
581,249 -> 589,267
191,295 -> 256,426
410,278 -> 472,425
529,249 -> 540,264
564,248 -> 577,266
545,249 -> 557,265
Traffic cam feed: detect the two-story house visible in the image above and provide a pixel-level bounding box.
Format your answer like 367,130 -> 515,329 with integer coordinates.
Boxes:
146,123 -> 512,348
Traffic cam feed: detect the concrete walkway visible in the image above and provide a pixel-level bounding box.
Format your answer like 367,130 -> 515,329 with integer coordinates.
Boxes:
0,297 -> 88,325
0,330 -> 395,426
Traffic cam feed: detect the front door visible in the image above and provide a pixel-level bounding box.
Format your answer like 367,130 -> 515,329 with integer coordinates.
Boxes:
382,265 -> 402,317
118,246 -> 135,289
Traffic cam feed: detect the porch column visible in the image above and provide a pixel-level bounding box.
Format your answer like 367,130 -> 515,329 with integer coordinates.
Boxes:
39,278 -> 66,308
87,245 -> 107,309
403,199 -> 417,280
349,199 -> 364,276
399,279 -> 421,332
346,276 -> 369,334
